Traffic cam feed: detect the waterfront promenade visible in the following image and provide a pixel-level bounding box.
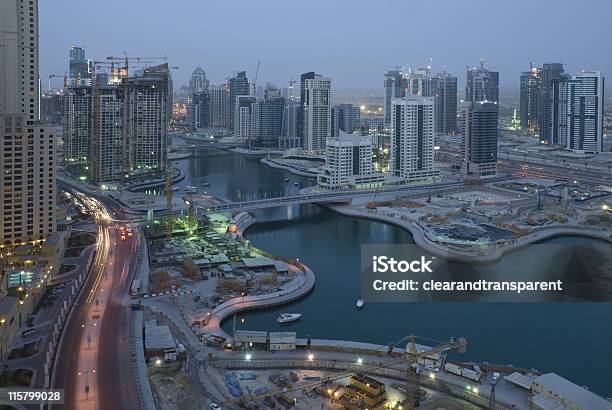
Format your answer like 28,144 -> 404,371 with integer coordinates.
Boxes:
331,204 -> 612,263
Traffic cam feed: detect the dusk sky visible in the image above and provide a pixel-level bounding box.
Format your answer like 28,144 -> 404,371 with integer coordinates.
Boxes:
40,0 -> 612,95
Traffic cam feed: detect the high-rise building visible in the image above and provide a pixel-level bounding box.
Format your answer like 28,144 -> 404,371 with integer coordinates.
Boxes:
538,63 -> 565,144
209,84 -> 230,129
40,89 -> 64,125
390,95 -> 437,181
466,60 -> 499,103
234,95 -> 256,142
432,72 -> 457,134
188,91 -> 210,130
69,45 -> 90,85
557,71 -> 604,153
63,86 -> 92,164
318,132 -> 376,190
228,71 -> 250,133
383,70 -> 407,125
331,104 -> 360,137
254,87 -> 285,147
125,64 -> 171,173
1,0 -> 56,244
301,73 -> 331,152
459,101 -> 498,178
407,66 -> 433,97
188,67 -> 209,96
91,81 -> 124,182
187,67 -> 209,129
279,101 -> 301,149
519,66 -> 542,132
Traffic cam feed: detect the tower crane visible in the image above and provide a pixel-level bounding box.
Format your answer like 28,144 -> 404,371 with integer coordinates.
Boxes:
224,334 -> 467,409
252,60 -> 261,97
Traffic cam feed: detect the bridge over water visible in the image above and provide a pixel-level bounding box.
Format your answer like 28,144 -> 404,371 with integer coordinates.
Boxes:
191,180 -> 465,214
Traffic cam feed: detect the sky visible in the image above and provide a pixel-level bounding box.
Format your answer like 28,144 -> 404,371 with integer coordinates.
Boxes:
40,0 -> 612,96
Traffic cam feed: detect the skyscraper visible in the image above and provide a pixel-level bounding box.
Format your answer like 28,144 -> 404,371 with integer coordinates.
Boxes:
557,71 -> 604,153
459,101 -> 498,178
91,81 -> 124,182
538,63 -> 565,144
209,84 -> 231,129
228,71 -> 250,133
126,64 -> 171,173
234,95 -> 256,142
63,86 -> 92,164
466,61 -> 499,103
519,66 -> 542,132
407,66 -> 433,97
301,73 -> 331,152
432,72 -> 457,134
254,87 -> 285,147
69,45 -> 90,85
187,67 -> 209,130
1,0 -> 56,244
280,101 -> 301,149
384,70 -> 407,125
331,104 -> 360,137
390,95 -> 437,181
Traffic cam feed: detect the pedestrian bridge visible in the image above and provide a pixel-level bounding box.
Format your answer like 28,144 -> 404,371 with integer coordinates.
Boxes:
191,180 -> 463,214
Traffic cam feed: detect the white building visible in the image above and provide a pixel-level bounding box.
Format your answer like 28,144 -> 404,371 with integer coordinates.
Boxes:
234,95 -> 256,142
558,71 -> 604,153
318,132 -> 383,189
390,95 -> 438,181
0,0 -> 56,245
302,75 -> 331,152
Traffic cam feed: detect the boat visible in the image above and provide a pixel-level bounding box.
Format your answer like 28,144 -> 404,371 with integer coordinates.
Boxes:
356,298 -> 365,310
284,178 -> 290,182
202,181 -> 210,187
293,182 -> 299,186
276,313 -> 302,323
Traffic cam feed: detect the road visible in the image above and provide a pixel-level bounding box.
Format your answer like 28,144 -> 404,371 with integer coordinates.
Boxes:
51,193 -> 141,410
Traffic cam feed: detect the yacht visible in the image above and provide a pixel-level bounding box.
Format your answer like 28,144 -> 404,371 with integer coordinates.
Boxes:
356,298 -> 365,310
293,182 -> 299,186
276,313 -> 302,323
202,181 -> 211,187
284,178 -> 290,182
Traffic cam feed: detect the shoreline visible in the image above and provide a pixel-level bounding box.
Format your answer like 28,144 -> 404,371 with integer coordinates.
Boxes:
260,157 -> 319,177
325,203 -> 612,263
199,212 -> 316,339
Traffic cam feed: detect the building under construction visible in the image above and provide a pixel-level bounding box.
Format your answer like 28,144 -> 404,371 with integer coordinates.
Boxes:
65,61 -> 172,182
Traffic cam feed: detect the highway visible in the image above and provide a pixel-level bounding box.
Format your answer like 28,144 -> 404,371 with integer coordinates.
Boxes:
51,193 -> 141,410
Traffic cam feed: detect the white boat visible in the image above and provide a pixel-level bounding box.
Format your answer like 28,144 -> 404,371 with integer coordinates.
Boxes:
276,313 -> 302,323
284,178 -> 290,182
202,181 -> 211,187
293,182 -> 299,186
356,298 -> 365,310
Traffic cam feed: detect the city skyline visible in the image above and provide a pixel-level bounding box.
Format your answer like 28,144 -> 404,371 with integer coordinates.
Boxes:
39,0 -> 612,94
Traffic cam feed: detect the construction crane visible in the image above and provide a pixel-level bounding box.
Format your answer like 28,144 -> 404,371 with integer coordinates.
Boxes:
225,334 -> 467,409
401,334 -> 467,408
251,60 -> 261,97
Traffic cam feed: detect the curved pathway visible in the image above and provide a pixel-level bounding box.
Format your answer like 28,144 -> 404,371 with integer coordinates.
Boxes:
201,264 -> 315,339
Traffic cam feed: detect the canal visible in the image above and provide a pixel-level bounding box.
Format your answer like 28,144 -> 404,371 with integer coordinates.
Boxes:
172,144 -> 612,397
